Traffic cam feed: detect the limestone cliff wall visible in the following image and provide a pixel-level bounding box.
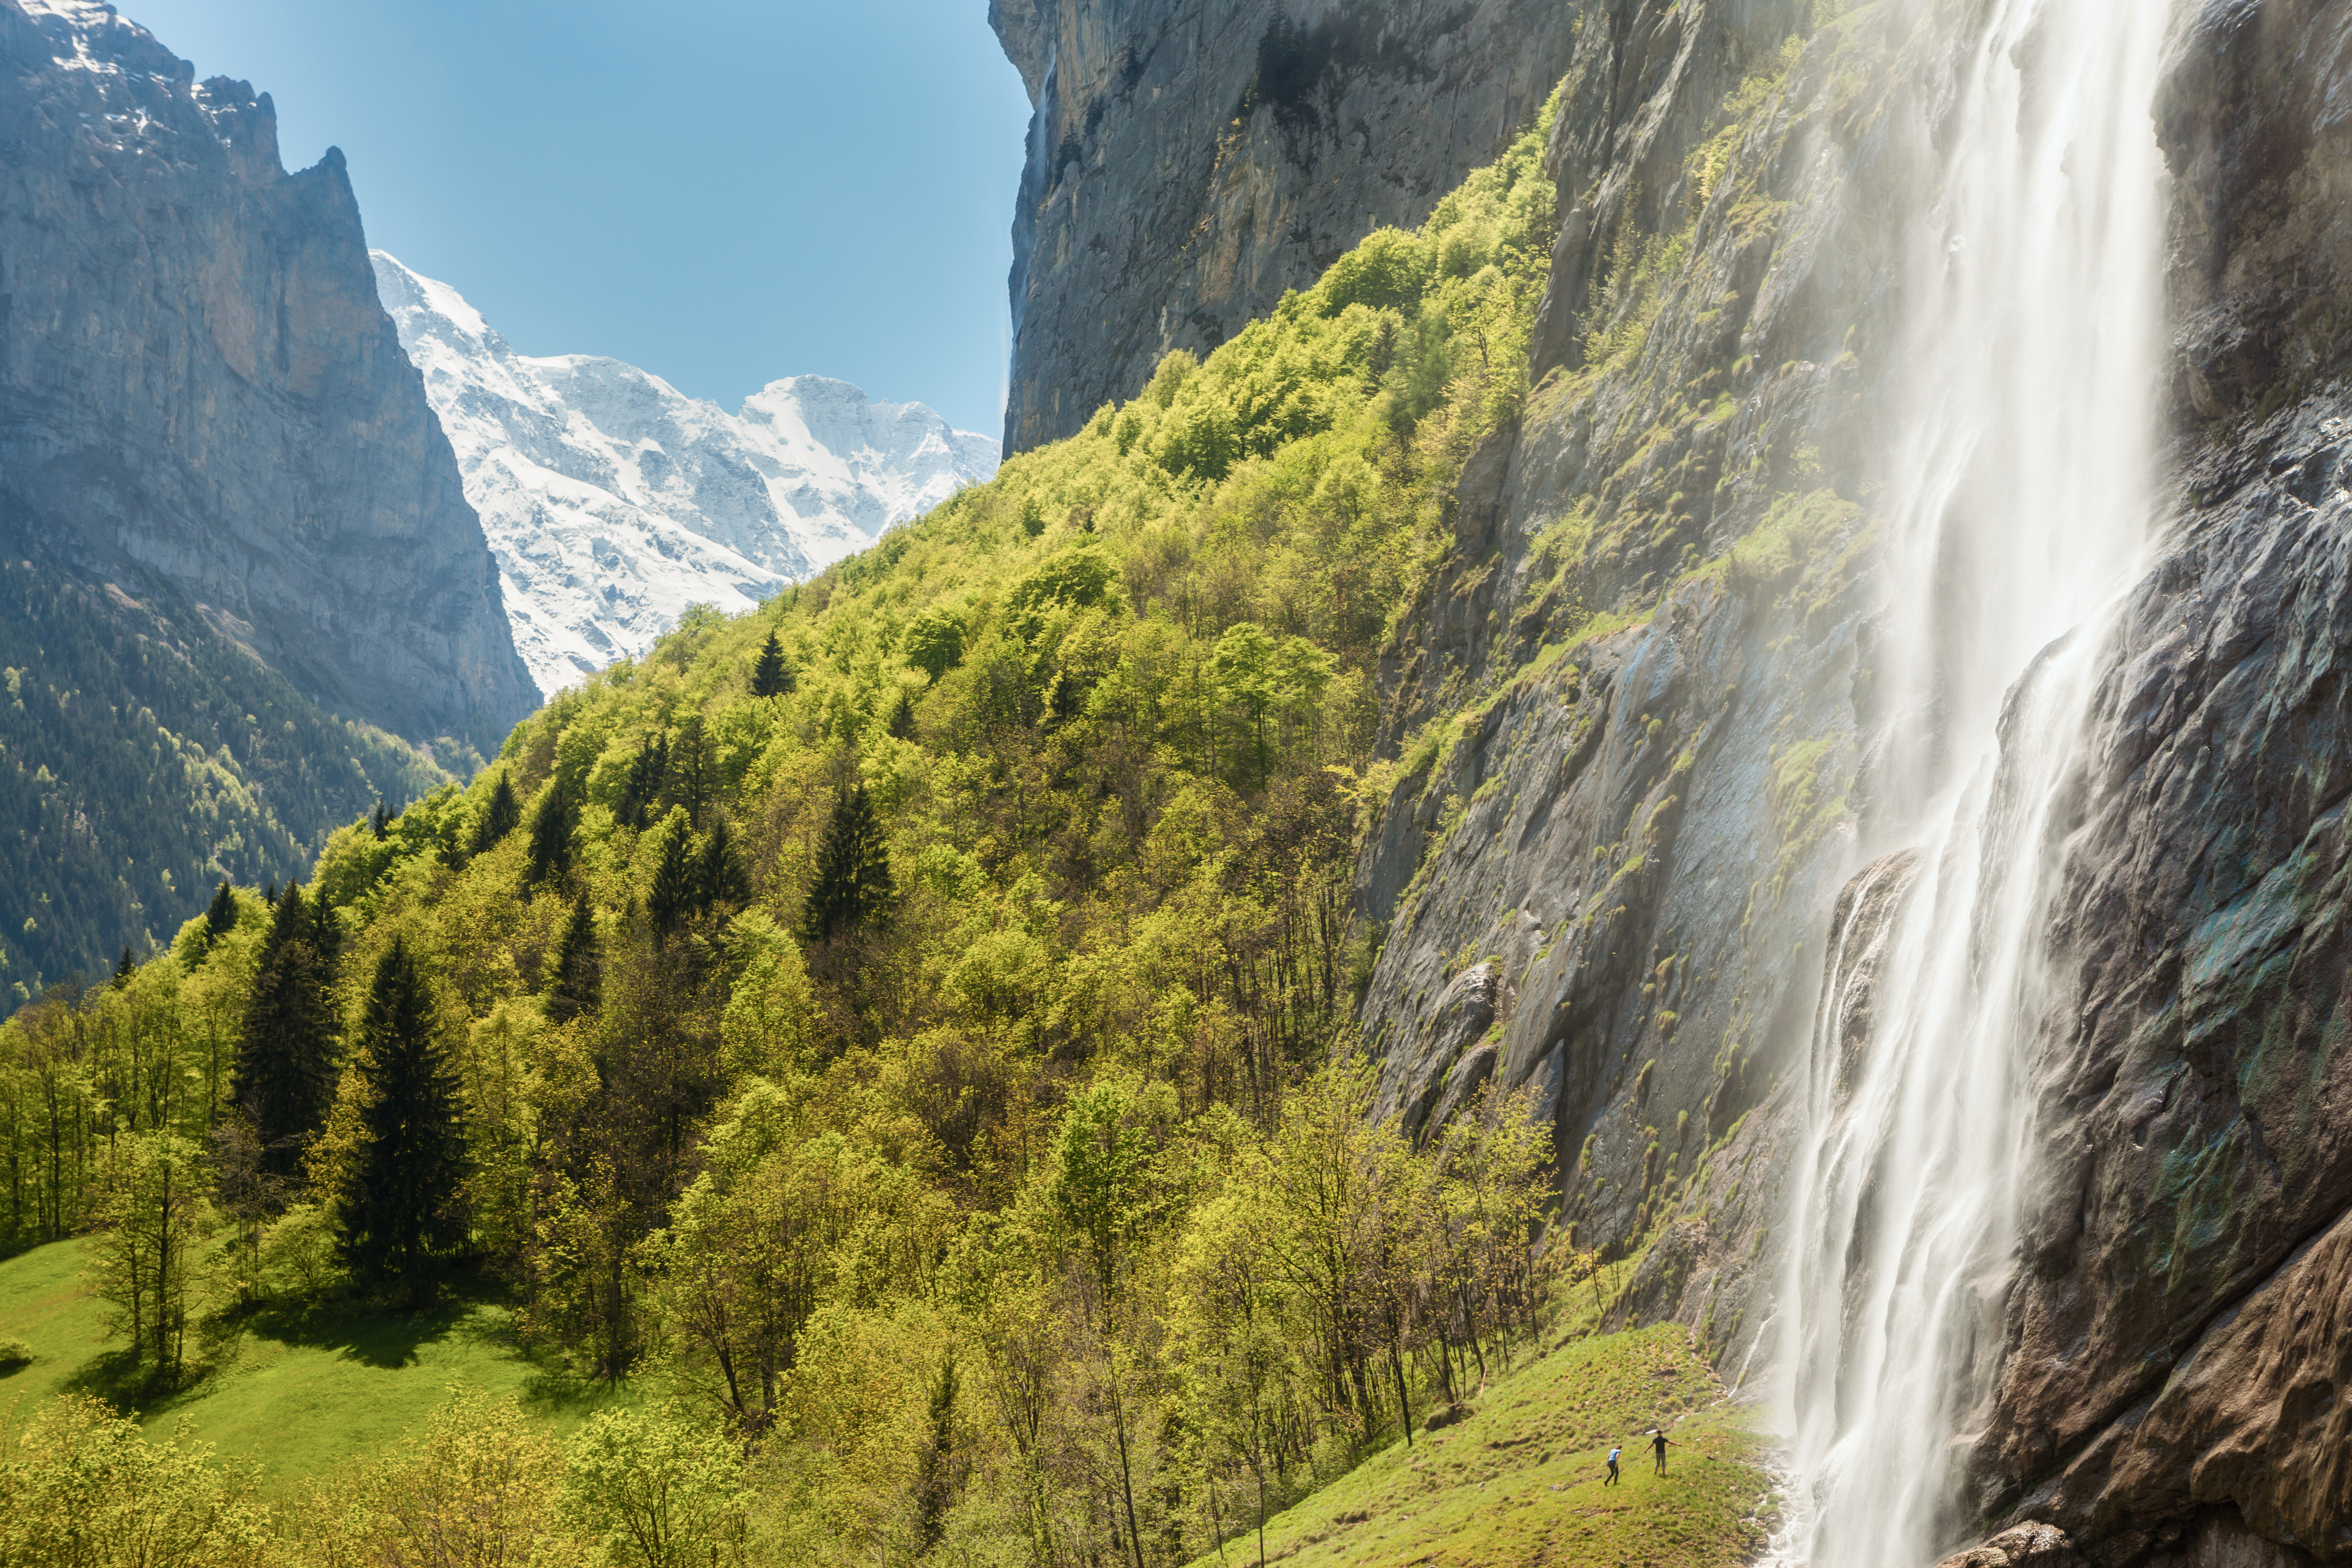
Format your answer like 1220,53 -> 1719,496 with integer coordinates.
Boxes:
0,0 -> 534,755
1980,1 -> 2352,1557
990,0 -> 1583,452
1345,0 -> 2352,1560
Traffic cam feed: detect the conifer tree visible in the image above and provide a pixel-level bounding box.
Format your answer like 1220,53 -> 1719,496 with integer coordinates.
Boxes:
696,816 -> 750,913
339,937 -> 468,1302
673,716 -> 713,825
800,782 -> 894,944
370,800 -> 391,841
649,817 -> 697,940
750,629 -> 793,698
203,879 -> 237,944
547,891 -> 602,1024
234,884 -> 336,1182
526,776 -> 579,887
618,734 -> 669,831
472,772 -> 522,856
113,946 -> 134,989
887,689 -> 918,740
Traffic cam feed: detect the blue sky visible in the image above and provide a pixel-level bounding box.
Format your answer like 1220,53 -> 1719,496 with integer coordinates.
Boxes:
126,0 -> 1034,437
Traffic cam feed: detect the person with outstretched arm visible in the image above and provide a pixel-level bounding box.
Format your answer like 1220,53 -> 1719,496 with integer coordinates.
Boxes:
1604,1444 -> 1622,1486
1651,1429 -> 1676,1474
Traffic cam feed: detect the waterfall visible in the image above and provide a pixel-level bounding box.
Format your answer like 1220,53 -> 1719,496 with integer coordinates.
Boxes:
1775,2 -> 2175,1563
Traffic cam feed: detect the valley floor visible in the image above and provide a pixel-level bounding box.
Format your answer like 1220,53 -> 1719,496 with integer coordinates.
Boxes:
0,1238 -> 636,1492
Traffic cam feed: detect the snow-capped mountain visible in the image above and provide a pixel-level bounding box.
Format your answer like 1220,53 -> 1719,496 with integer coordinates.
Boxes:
371,252 -> 1000,698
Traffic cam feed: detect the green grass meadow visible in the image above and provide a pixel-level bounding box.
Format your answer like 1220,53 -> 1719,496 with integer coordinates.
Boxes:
0,1238 -> 1774,1566
1197,1323 -> 1777,1568
0,1238 -> 636,1491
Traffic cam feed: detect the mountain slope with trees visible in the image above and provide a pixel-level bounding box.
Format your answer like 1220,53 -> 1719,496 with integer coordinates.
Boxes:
0,106 -> 1615,1566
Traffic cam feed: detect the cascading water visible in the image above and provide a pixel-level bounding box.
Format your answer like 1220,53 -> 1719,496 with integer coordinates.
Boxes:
1775,2 -> 2175,1564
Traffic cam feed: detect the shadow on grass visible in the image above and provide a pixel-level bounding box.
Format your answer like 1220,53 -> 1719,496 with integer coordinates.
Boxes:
50,1269 -> 634,1426
59,1343 -> 237,1420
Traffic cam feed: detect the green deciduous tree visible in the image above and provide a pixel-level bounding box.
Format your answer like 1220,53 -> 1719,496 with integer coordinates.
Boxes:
0,1395 -> 271,1568
902,608 -> 965,683
87,1130 -> 211,1383
561,1410 -> 750,1568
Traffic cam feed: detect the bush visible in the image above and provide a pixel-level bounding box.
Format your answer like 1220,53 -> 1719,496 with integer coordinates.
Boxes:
0,1338 -> 30,1372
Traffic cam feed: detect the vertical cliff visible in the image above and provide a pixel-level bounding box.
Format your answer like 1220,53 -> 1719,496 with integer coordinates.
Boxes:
0,0 -> 535,1000
990,0 -> 1583,452
0,0 -> 534,753
1337,0 -> 2352,1560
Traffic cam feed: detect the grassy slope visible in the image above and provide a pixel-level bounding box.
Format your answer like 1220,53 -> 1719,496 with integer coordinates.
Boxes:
1210,1325 -> 1774,1568
0,1238 -> 634,1492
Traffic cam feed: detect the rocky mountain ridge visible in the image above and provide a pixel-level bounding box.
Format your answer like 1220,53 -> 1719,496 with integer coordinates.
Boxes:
0,0 -> 534,752
0,0 -> 529,999
373,254 -> 1001,697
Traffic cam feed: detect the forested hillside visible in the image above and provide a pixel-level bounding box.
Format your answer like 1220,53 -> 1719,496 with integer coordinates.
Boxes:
0,106 -> 1627,1563
0,538 -> 450,1011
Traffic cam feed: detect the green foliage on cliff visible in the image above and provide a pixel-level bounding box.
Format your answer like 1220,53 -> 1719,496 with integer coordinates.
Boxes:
0,93 -> 1690,1568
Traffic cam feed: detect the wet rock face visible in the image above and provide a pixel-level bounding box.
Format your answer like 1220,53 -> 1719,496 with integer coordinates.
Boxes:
1350,0 -> 1889,1376
1986,401 -> 2352,1555
1342,0 -> 2352,1555
0,1 -> 534,753
1934,1522 -> 2092,1568
989,0 -> 1583,452
1946,2 -> 2352,1561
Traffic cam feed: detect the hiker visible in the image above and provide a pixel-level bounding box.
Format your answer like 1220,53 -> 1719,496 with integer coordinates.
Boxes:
1651,1429 -> 1676,1473
1604,1444 -> 1622,1486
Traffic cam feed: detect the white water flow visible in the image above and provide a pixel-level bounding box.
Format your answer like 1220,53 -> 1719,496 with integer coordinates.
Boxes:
1777,3 -> 2174,1565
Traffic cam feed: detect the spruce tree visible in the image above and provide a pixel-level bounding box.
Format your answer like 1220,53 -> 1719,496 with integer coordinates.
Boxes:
234,884 -> 336,1181
887,689 -> 918,740
472,772 -> 522,856
339,937 -> 467,1302
673,716 -> 713,825
113,946 -> 134,989
526,776 -> 579,887
547,891 -> 602,1024
618,733 -> 669,830
696,815 -> 750,913
649,817 -> 697,939
750,630 -> 793,698
203,879 -> 237,944
369,800 -> 391,841
800,782 -> 894,944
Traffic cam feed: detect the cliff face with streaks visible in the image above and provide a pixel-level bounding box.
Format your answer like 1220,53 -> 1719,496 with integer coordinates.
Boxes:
0,0 -> 533,1000
1305,0 -> 2352,1562
990,0 -> 1584,451
0,0 -> 533,753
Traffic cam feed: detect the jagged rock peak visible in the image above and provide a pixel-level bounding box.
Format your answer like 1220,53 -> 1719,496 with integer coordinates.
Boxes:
371,253 -> 1001,699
